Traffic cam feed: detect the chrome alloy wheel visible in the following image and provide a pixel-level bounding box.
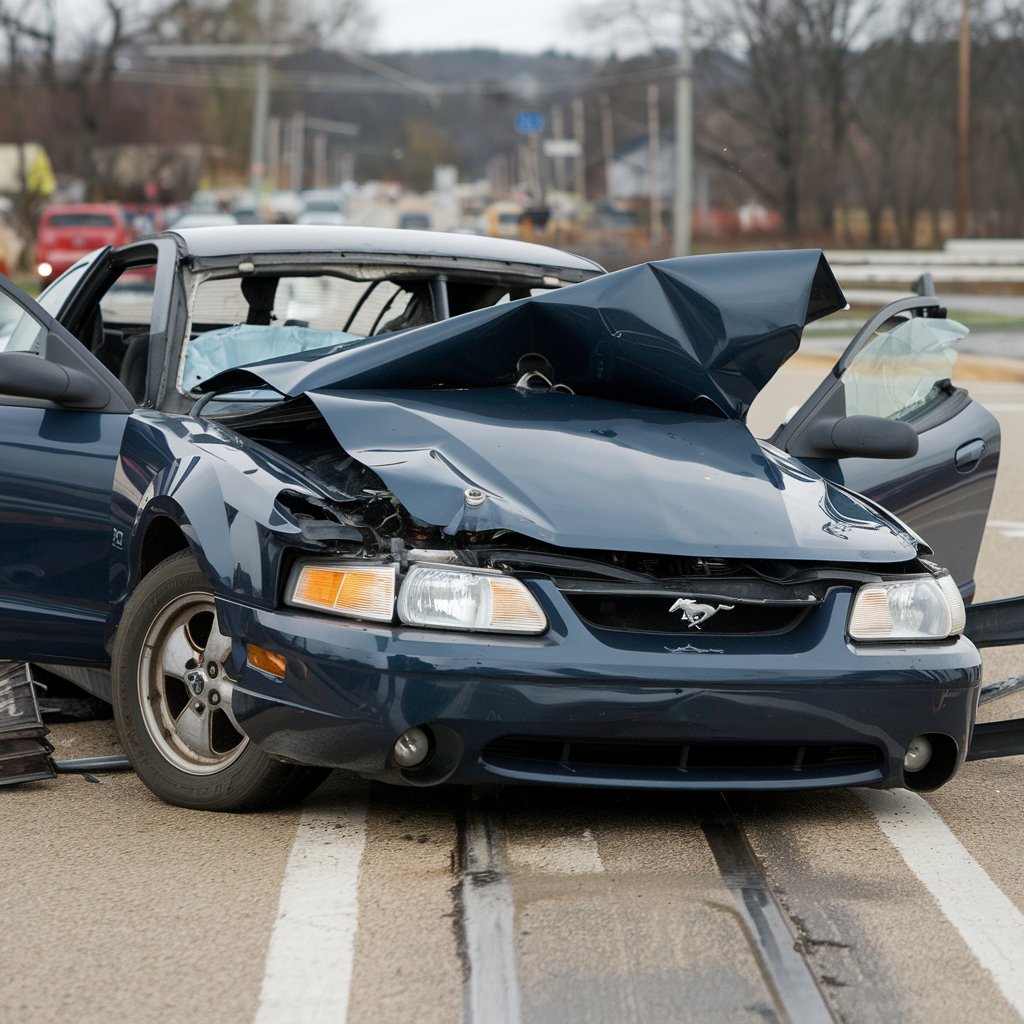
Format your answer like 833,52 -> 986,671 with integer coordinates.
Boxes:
137,590 -> 248,775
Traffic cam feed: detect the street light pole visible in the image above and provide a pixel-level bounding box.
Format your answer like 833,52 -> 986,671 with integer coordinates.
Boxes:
955,0 -> 971,238
673,0 -> 693,257
249,0 -> 273,201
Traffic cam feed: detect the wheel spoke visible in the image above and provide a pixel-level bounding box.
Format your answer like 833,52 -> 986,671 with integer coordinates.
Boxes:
203,621 -> 233,668
174,701 -> 216,760
162,623 -> 200,680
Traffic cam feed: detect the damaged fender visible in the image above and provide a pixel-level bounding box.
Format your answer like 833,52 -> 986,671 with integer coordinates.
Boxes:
110,413 -> 361,621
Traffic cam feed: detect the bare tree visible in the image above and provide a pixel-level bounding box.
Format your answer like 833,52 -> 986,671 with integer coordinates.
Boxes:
0,0 -> 374,207
572,0 -> 679,53
970,0 -> 1024,235
844,0 -> 958,246
0,0 -> 160,204
151,0 -> 374,47
695,0 -> 888,239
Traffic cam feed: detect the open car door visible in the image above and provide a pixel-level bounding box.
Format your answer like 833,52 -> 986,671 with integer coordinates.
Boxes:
0,274 -> 134,665
773,290 -> 1024,761
772,293 -> 999,602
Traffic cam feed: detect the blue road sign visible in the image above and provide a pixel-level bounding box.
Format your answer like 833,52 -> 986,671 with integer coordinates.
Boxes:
515,111 -> 545,135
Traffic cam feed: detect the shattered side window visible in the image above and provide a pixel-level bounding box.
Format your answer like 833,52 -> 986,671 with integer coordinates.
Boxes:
842,316 -> 965,423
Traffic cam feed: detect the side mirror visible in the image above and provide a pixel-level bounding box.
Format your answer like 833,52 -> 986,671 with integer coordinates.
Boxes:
801,414 -> 919,460
0,348 -> 109,409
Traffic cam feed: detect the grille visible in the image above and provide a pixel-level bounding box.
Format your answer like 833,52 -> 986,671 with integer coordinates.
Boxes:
482,736 -> 881,777
566,594 -> 808,635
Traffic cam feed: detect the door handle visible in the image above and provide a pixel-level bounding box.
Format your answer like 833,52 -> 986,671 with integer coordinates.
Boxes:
955,438 -> 987,473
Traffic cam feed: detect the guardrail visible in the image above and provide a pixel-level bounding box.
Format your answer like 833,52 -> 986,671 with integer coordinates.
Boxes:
826,239 -> 1024,284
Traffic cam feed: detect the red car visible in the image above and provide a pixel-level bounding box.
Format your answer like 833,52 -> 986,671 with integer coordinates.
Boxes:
35,203 -> 135,284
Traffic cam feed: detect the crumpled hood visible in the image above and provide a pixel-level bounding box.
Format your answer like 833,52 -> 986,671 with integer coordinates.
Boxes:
201,249 -> 845,420
308,388 -> 918,563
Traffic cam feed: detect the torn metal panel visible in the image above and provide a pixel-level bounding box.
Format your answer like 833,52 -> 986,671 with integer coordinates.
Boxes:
308,387 -> 919,561
967,718 -> 1024,761
201,249 -> 845,420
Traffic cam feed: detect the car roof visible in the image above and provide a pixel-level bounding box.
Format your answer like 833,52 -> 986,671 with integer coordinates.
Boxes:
40,200 -> 123,217
41,202 -> 125,215
166,224 -> 604,275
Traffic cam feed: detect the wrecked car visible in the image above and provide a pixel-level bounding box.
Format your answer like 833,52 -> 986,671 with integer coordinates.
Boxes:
0,226 -> 1009,809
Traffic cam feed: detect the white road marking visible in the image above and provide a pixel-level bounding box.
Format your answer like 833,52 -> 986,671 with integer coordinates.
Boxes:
857,789 -> 1024,1016
505,827 -> 605,874
986,519 -> 1024,538
254,802 -> 367,1024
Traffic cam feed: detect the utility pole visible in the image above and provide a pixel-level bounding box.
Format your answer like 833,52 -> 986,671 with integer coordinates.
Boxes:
551,105 -> 566,192
313,133 -> 328,187
955,0 -> 971,238
572,96 -> 586,200
673,0 -> 693,256
648,83 -> 662,249
289,112 -> 306,192
600,93 -> 614,200
248,0 -> 273,200
267,116 -> 281,190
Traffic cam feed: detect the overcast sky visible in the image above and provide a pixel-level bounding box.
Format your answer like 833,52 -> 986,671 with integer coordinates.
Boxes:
369,1 -> 593,54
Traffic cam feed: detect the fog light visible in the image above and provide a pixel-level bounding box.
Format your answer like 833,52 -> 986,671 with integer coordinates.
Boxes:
393,727 -> 431,768
904,734 -> 933,773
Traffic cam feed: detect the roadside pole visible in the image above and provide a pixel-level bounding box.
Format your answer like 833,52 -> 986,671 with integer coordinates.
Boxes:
673,0 -> 693,257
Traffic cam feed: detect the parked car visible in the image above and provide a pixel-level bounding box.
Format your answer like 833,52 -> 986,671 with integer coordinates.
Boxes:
0,226 -> 1005,810
34,203 -> 135,285
297,189 -> 347,226
397,211 -> 432,231
168,212 -> 239,230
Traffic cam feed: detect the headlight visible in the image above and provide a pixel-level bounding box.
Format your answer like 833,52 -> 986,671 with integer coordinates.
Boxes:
286,561 -> 396,622
849,573 -> 965,641
285,560 -> 548,635
37,262 -> 53,278
397,565 -> 547,634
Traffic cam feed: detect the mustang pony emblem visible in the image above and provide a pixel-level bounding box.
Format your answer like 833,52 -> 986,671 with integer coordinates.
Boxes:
669,598 -> 735,629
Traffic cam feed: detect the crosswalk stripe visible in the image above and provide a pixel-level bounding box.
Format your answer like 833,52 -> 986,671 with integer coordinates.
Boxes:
857,789 -> 1024,1017
254,801 -> 367,1024
985,520 -> 1024,538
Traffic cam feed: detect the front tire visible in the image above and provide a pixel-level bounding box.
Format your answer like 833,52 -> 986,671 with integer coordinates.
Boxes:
111,550 -> 329,811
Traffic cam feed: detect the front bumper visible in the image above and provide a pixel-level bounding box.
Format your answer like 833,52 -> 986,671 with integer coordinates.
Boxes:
219,585 -> 981,791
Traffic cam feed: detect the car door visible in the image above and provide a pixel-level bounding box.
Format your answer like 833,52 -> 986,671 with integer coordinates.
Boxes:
0,275 -> 134,663
772,295 -> 999,600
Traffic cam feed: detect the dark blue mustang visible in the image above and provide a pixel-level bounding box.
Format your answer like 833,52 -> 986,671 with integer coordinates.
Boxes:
0,226 -> 1002,809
